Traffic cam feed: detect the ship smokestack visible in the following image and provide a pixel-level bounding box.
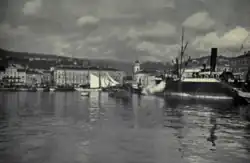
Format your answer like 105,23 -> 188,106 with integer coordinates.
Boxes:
210,48 -> 217,72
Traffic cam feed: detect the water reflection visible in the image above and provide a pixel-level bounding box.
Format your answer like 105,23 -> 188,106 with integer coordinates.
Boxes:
207,115 -> 217,147
88,92 -> 102,123
0,92 -> 249,163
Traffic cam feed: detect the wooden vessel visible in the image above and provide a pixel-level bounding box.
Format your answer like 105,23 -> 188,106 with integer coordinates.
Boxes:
81,91 -> 90,96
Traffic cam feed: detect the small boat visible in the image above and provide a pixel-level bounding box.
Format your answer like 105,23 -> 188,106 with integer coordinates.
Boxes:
81,91 -> 90,96
131,83 -> 143,94
43,87 -> 50,92
49,87 -> 56,92
18,88 -> 29,91
36,87 -> 44,91
108,88 -> 131,100
75,84 -> 90,92
75,87 -> 85,92
79,88 -> 102,92
236,90 -> 250,102
28,87 -> 37,92
36,84 -> 48,92
0,87 -> 18,92
55,85 -> 75,92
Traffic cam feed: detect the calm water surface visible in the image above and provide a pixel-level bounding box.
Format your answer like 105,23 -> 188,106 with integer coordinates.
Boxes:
0,92 -> 250,163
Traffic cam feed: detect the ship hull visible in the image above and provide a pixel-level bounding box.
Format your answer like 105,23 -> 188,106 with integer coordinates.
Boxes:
55,88 -> 75,92
157,80 -> 249,106
49,87 -> 75,92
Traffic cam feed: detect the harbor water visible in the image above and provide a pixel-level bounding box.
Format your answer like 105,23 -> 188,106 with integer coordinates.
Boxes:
0,92 -> 250,163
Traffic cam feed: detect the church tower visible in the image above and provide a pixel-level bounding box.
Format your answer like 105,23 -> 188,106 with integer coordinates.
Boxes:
133,60 -> 140,74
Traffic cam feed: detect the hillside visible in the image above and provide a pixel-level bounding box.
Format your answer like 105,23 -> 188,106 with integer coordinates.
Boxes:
0,48 -> 175,74
140,61 -> 172,71
0,48 -> 234,74
186,55 -> 232,68
0,48 -> 134,73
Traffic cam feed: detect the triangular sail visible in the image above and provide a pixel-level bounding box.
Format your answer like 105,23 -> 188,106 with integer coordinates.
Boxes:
89,72 -> 120,88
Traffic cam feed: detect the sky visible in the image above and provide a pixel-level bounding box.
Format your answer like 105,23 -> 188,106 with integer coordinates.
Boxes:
0,0 -> 250,62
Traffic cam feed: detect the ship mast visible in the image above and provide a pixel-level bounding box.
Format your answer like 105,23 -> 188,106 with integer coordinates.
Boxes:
64,57 -> 67,86
178,27 -> 189,78
87,60 -> 90,86
98,66 -> 101,89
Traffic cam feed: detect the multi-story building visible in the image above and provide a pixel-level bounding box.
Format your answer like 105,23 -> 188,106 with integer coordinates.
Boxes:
0,67 -> 5,86
25,70 -> 42,85
1,65 -> 23,85
41,70 -> 52,85
54,67 -> 89,86
133,69 -> 159,88
53,66 -> 126,86
230,51 -> 250,73
0,65 -> 43,86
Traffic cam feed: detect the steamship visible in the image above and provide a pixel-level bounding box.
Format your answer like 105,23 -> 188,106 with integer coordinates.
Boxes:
157,48 -> 250,106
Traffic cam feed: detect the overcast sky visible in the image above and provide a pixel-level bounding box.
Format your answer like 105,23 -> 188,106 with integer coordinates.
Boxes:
0,0 -> 250,62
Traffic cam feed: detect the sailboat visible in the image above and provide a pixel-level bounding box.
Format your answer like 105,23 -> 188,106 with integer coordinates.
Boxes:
84,67 -> 119,92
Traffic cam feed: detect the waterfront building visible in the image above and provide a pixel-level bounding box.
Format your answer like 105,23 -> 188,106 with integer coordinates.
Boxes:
53,66 -> 126,87
53,67 -> 89,86
1,65 -> 23,85
0,65 -> 43,86
133,69 -> 161,88
41,70 -> 52,85
133,60 -> 141,74
0,68 -> 4,80
25,70 -> 42,86
230,51 -> 250,73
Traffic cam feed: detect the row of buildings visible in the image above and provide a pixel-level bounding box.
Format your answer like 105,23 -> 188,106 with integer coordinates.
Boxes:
1,49 -> 249,88
0,64 -> 51,86
0,64 -> 126,87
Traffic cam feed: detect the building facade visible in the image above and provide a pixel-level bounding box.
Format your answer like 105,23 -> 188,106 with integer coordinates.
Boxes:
133,70 -> 160,88
1,66 -> 24,85
230,51 -> 250,73
133,60 -> 141,74
54,67 -> 89,86
41,70 -> 52,85
0,65 -> 43,86
53,66 -> 126,86
25,71 -> 42,85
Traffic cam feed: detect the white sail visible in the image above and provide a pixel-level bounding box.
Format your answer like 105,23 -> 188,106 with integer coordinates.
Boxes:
90,73 -> 100,88
103,72 -> 120,86
89,72 -> 120,88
